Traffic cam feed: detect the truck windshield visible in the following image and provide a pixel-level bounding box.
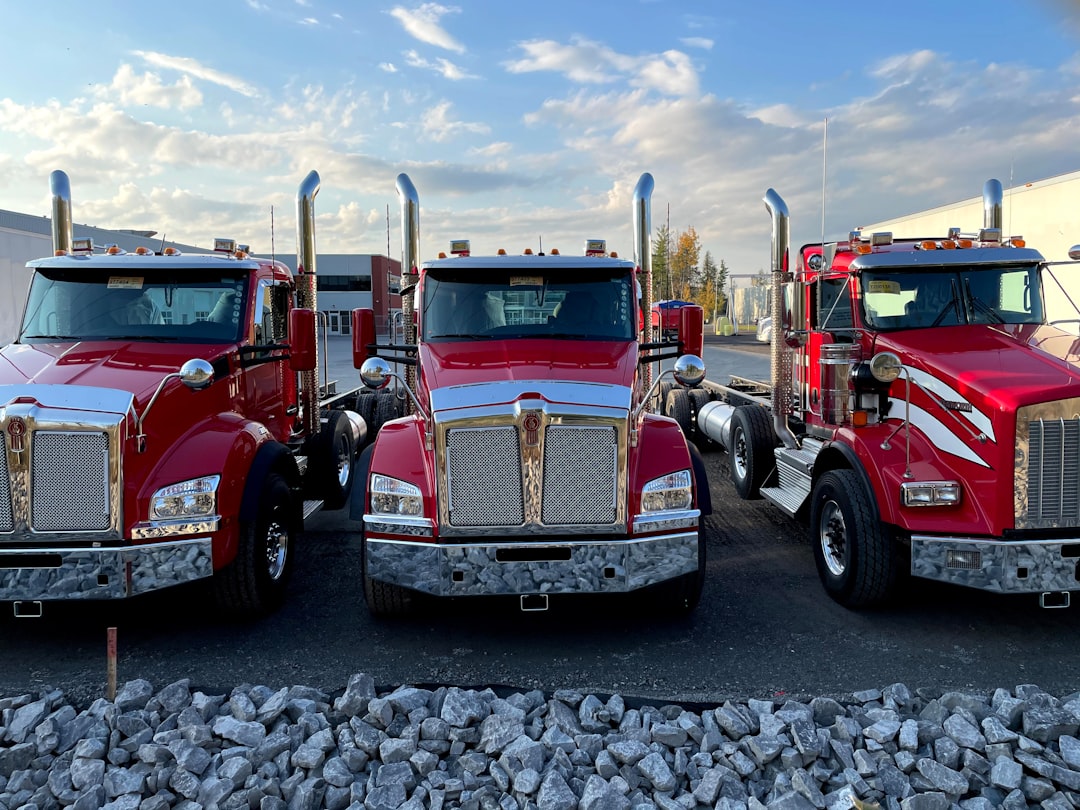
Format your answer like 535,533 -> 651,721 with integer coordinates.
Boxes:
421,268 -> 637,341
18,267 -> 249,344
860,264 -> 1043,330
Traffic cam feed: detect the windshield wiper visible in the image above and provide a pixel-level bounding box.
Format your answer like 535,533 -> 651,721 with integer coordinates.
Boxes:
100,335 -> 180,342
433,333 -> 494,340
21,334 -> 80,340
963,280 -> 1005,324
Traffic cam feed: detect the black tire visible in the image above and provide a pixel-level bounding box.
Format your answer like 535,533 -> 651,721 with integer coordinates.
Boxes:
215,473 -> 295,616
664,388 -> 692,437
372,391 -> 401,433
361,532 -> 414,618
810,469 -> 899,608
687,388 -> 714,450
728,405 -> 775,499
356,391 -> 377,440
665,525 -> 706,614
309,410 -> 356,510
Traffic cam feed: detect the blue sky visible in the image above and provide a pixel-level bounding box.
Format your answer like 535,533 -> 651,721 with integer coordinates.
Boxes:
1,1 -> 1079,277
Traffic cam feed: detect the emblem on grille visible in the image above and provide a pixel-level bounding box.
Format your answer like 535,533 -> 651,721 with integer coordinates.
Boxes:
6,417 -> 26,453
522,413 -> 541,446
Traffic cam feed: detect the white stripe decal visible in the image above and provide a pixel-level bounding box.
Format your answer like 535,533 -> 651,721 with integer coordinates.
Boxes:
887,398 -> 990,468
904,366 -> 996,443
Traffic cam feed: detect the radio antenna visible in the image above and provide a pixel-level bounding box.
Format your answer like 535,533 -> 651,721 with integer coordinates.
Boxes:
821,117 -> 828,250
270,205 -> 276,263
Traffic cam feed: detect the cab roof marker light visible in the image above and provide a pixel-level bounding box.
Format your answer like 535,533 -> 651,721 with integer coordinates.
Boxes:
105,244 -> 125,255
497,248 -> 507,255
550,248 -> 560,255
855,243 -> 872,254
523,248 -> 534,255
162,247 -> 181,256
957,239 -> 973,248
918,240 -> 938,251
134,246 -> 152,255
939,240 -> 956,250
1010,237 -> 1026,248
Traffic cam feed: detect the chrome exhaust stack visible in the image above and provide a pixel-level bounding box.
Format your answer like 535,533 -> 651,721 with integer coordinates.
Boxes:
50,170 -> 73,255
396,173 -> 421,399
296,170 -> 322,436
764,189 -> 798,449
983,179 -> 1003,231
633,173 -> 655,392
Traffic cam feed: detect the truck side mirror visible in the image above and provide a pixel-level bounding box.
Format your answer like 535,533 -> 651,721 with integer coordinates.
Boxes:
288,308 -> 316,371
352,308 -> 376,369
678,305 -> 704,357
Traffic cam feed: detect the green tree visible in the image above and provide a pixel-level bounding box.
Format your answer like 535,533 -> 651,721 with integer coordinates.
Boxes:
651,224 -> 673,301
699,252 -> 728,323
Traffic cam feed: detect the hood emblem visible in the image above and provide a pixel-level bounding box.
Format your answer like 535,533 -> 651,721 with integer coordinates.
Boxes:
522,412 -> 541,447
7,417 -> 26,453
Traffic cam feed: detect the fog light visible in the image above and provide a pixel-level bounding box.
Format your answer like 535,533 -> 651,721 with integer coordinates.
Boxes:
946,549 -> 982,570
902,481 -> 962,507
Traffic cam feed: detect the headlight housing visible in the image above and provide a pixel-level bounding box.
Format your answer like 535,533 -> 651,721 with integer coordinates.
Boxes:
370,474 -> 424,517
149,475 -> 220,520
901,481 -> 962,507
641,470 -> 693,512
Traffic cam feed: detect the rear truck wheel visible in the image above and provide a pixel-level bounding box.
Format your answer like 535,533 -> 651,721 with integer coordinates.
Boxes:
657,380 -> 674,411
372,390 -> 402,433
356,390 -> 377,440
810,469 -> 899,608
215,472 -> 295,616
664,388 -> 693,438
361,532 -> 414,618
308,410 -> 356,510
666,525 -> 706,614
728,405 -> 775,499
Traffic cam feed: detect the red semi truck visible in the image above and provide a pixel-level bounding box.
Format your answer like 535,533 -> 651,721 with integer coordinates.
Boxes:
0,169 -> 365,617
694,179 -> 1080,608
351,173 -> 710,616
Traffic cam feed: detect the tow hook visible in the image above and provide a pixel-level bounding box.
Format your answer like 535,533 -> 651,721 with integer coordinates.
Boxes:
13,600 -> 43,618
1039,591 -> 1070,609
520,594 -> 549,612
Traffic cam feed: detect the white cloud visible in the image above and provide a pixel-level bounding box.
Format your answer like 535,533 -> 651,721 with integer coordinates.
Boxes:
680,37 -> 713,50
506,38 -> 699,96
403,49 -> 477,80
469,142 -> 511,157
132,50 -> 260,99
389,3 -> 465,53
96,65 -> 203,110
380,63 -> 399,74
419,101 -> 490,142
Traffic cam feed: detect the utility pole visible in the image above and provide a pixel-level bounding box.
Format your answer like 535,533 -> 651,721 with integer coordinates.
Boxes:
712,259 -> 718,327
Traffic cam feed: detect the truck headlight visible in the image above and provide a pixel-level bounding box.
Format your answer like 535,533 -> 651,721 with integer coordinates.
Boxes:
370,474 -> 424,517
641,470 -> 693,512
901,481 -> 962,507
150,475 -> 221,520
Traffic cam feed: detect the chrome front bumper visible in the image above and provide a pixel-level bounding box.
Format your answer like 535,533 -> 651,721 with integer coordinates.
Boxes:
0,538 -> 214,600
911,535 -> 1080,593
364,531 -> 700,597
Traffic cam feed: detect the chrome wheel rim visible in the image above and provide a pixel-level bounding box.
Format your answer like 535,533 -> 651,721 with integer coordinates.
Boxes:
819,499 -> 847,577
264,517 -> 289,581
335,433 -> 352,488
732,427 -> 749,480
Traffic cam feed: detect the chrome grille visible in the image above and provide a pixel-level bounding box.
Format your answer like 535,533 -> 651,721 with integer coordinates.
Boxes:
1017,400 -> 1080,530
542,426 -> 617,524
447,427 -> 524,526
0,446 -> 11,532
32,431 -> 110,531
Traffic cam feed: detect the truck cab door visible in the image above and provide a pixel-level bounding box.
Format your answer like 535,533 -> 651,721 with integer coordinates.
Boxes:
244,278 -> 295,442
805,275 -> 856,426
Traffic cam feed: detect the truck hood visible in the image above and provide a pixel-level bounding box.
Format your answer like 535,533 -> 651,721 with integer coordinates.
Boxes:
877,324 -> 1080,411
0,341 -> 200,406
420,340 -> 637,412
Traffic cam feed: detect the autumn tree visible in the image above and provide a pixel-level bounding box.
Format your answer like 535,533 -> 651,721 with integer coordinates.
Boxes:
671,226 -> 701,300
699,252 -> 729,322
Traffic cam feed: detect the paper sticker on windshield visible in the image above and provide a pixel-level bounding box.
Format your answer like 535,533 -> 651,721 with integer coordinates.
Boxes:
867,280 -> 901,295
107,277 -> 144,290
510,276 -> 543,287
